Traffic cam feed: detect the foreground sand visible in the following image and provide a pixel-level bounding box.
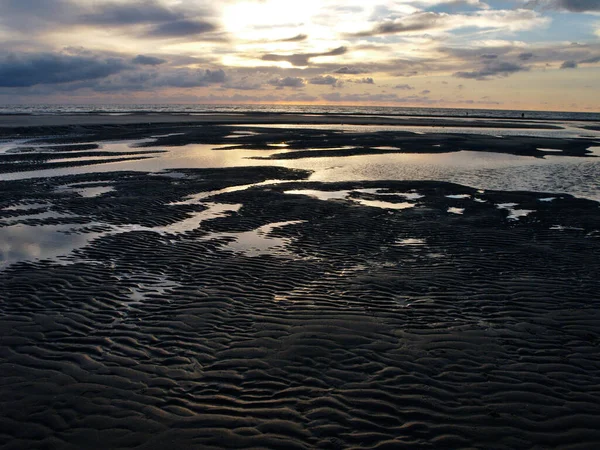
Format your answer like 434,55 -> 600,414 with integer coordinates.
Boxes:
1,119 -> 600,449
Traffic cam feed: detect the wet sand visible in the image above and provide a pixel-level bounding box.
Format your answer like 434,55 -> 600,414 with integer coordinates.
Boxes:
1,116 -> 600,449
0,112 -> 568,129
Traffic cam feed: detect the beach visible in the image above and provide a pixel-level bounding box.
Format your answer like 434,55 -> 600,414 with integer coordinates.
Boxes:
1,114 -> 600,449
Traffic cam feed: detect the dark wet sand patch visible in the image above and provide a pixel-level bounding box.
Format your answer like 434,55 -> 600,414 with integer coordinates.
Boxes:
1,165 -> 600,449
0,155 -> 158,174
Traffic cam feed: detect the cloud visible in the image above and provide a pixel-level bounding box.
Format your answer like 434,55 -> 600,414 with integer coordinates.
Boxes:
0,52 -> 128,87
349,12 -> 444,37
78,1 -> 181,26
145,20 -> 217,37
454,60 -> 528,79
283,93 -> 319,102
420,89 -> 431,94
519,52 -> 534,60
132,55 -> 166,66
321,92 -> 434,104
0,0 -> 220,40
353,77 -> 375,84
223,76 -> 264,91
309,75 -> 339,85
151,68 -> 226,88
394,84 -> 414,90
277,34 -> 308,42
560,60 -> 578,68
527,0 -> 600,12
580,55 -> 600,63
268,76 -> 305,88
347,9 -> 548,38
262,46 -> 347,67
333,66 -> 370,74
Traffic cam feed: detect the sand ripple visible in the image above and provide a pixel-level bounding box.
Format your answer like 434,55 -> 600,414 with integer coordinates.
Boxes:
1,168 -> 600,449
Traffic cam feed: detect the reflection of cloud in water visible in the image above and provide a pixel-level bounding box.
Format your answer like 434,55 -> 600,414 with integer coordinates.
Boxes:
0,224 -> 103,268
0,202 -> 243,268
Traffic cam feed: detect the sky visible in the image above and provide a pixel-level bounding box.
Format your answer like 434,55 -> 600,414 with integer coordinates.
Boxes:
0,0 -> 598,111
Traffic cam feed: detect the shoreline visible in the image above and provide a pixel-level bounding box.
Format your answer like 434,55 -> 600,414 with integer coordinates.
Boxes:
0,112 -> 572,129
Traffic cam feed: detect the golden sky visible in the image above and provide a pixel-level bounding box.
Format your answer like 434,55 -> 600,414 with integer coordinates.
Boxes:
0,0 -> 598,111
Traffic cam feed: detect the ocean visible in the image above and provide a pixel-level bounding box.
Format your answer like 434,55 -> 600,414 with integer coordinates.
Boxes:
1,103 -> 599,121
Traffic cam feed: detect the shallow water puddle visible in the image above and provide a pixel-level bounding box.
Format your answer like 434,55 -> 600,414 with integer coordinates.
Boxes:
538,148 -> 563,153
497,203 -> 535,220
206,220 -> 306,257
285,189 -> 419,209
395,238 -> 427,246
550,225 -> 585,231
0,224 -> 104,268
4,202 -> 49,211
172,179 -> 289,205
112,202 -> 243,235
285,189 -> 350,201
356,199 -> 415,210
0,202 -> 243,268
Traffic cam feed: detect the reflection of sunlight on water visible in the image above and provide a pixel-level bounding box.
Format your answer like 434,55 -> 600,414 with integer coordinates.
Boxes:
2,134 -> 600,202
284,189 -> 417,210
355,199 -> 415,210
395,238 -> 426,246
205,220 -> 306,257
0,202 -> 244,268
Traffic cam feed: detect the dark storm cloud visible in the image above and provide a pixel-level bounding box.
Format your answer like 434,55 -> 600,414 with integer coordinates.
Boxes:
262,46 -> 347,67
0,52 -> 129,87
348,12 -> 444,37
277,34 -> 308,42
454,61 -> 528,80
268,76 -> 306,88
560,60 -> 578,68
132,55 -> 166,65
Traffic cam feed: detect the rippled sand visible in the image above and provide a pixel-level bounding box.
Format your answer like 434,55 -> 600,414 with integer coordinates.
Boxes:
1,117 -> 600,449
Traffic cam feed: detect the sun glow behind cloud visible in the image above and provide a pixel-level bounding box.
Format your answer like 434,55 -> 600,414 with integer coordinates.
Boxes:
0,0 -> 597,110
